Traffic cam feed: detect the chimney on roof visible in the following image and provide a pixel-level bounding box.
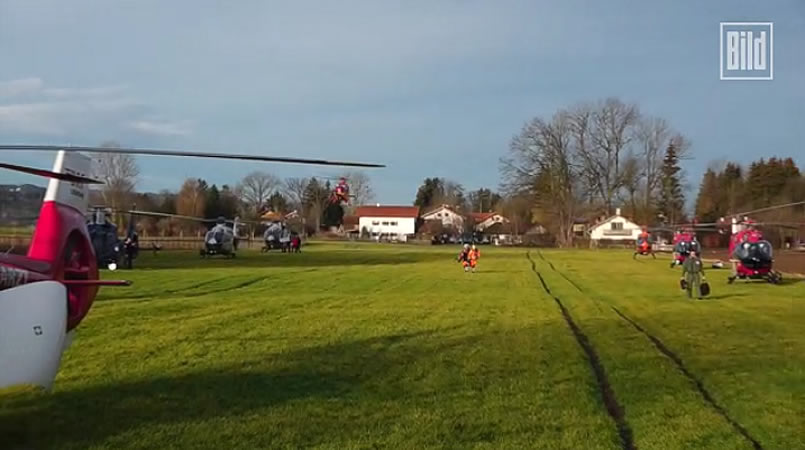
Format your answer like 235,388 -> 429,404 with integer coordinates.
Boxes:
615,208 -> 621,216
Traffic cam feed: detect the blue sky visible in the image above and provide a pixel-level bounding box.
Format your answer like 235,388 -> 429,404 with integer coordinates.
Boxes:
1,0 -> 803,206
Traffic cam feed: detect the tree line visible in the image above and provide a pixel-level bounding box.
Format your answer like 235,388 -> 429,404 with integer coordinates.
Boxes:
498,98 -> 688,246
89,103 -> 802,245
694,157 -> 804,246
91,141 -> 375,235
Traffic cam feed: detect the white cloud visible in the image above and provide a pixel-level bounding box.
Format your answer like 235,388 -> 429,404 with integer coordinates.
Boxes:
0,78 -> 187,138
0,102 -> 69,135
128,119 -> 193,137
42,85 -> 128,98
0,78 -> 44,97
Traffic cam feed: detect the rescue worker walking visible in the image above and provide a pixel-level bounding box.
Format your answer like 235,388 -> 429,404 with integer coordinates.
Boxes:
681,250 -> 706,299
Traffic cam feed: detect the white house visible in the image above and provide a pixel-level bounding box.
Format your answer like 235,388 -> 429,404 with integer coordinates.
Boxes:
355,205 -> 420,239
421,204 -> 465,231
470,212 -> 510,232
588,208 -> 643,242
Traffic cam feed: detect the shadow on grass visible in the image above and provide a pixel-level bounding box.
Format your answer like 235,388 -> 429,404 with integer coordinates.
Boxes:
127,249 -> 455,271
703,293 -> 749,300
1,328 -> 496,450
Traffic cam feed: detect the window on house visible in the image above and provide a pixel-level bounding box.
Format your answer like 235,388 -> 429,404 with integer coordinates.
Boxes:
372,221 -> 380,226
390,221 -> 398,226
611,222 -> 623,231
382,221 -> 389,226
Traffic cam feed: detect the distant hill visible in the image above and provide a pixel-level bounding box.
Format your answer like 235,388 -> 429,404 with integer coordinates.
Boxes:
0,184 -> 46,223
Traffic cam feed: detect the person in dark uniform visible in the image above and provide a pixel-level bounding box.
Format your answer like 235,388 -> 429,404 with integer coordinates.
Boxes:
681,250 -> 706,299
123,232 -> 139,269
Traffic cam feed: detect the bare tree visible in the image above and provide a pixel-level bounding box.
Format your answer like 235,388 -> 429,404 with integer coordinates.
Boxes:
575,98 -> 640,215
634,116 -> 670,223
498,193 -> 532,236
283,177 -> 310,214
501,110 -> 584,247
433,179 -> 467,212
619,152 -> 641,219
237,171 -> 280,216
91,140 -> 139,224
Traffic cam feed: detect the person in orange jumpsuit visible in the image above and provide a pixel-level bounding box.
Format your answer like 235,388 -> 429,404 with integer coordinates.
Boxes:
468,244 -> 480,272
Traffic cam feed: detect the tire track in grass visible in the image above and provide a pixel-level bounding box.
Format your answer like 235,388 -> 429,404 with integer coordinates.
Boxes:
610,306 -> 763,450
110,277 -> 228,300
537,250 -> 588,295
538,252 -> 763,450
526,252 -> 636,450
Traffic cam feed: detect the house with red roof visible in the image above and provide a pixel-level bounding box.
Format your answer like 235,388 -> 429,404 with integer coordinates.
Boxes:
469,212 -> 510,232
355,204 -> 421,239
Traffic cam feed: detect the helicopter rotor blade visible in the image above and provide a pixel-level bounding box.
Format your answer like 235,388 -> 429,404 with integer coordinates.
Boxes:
737,221 -> 804,230
728,200 -> 805,218
123,210 -> 215,223
0,145 -> 385,168
117,209 -> 258,226
0,162 -> 103,184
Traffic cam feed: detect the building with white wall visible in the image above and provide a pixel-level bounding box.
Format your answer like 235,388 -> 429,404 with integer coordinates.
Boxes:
588,208 -> 643,242
470,212 -> 510,232
421,204 -> 465,231
355,205 -> 420,238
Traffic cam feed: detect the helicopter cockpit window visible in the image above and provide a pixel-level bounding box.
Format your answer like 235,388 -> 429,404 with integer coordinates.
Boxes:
736,240 -> 773,262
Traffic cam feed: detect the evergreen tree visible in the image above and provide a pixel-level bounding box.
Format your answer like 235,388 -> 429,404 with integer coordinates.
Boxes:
747,159 -> 771,208
303,178 -> 329,231
267,191 -> 289,213
414,178 -> 444,210
204,185 -> 222,219
657,143 -> 685,224
694,169 -> 720,222
718,162 -> 744,214
218,185 -> 239,219
322,201 -> 344,228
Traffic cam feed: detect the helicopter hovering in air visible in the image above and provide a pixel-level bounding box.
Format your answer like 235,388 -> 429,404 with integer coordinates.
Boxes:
0,144 -> 384,391
314,174 -> 357,205
330,176 -> 352,205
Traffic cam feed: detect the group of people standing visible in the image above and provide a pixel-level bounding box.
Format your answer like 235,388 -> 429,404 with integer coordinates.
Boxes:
457,243 -> 481,272
262,222 -> 302,253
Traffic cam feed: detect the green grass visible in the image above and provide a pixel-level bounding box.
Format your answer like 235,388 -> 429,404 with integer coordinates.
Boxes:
1,243 -> 803,449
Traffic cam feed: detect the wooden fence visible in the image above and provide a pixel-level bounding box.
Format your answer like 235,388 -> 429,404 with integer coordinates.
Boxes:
0,235 -> 268,252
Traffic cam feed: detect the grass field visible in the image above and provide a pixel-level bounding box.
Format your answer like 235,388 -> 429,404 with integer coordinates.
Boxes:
1,243 -> 803,449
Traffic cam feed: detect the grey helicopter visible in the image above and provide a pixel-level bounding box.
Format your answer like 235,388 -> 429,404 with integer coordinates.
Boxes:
200,216 -> 243,258
122,210 -> 253,258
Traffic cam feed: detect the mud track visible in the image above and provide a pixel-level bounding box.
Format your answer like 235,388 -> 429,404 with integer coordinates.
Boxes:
610,307 -> 763,450
526,252 -> 636,450
538,252 -> 764,450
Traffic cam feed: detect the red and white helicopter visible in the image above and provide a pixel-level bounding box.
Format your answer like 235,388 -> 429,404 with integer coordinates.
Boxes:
719,201 -> 805,284
0,145 -> 383,391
